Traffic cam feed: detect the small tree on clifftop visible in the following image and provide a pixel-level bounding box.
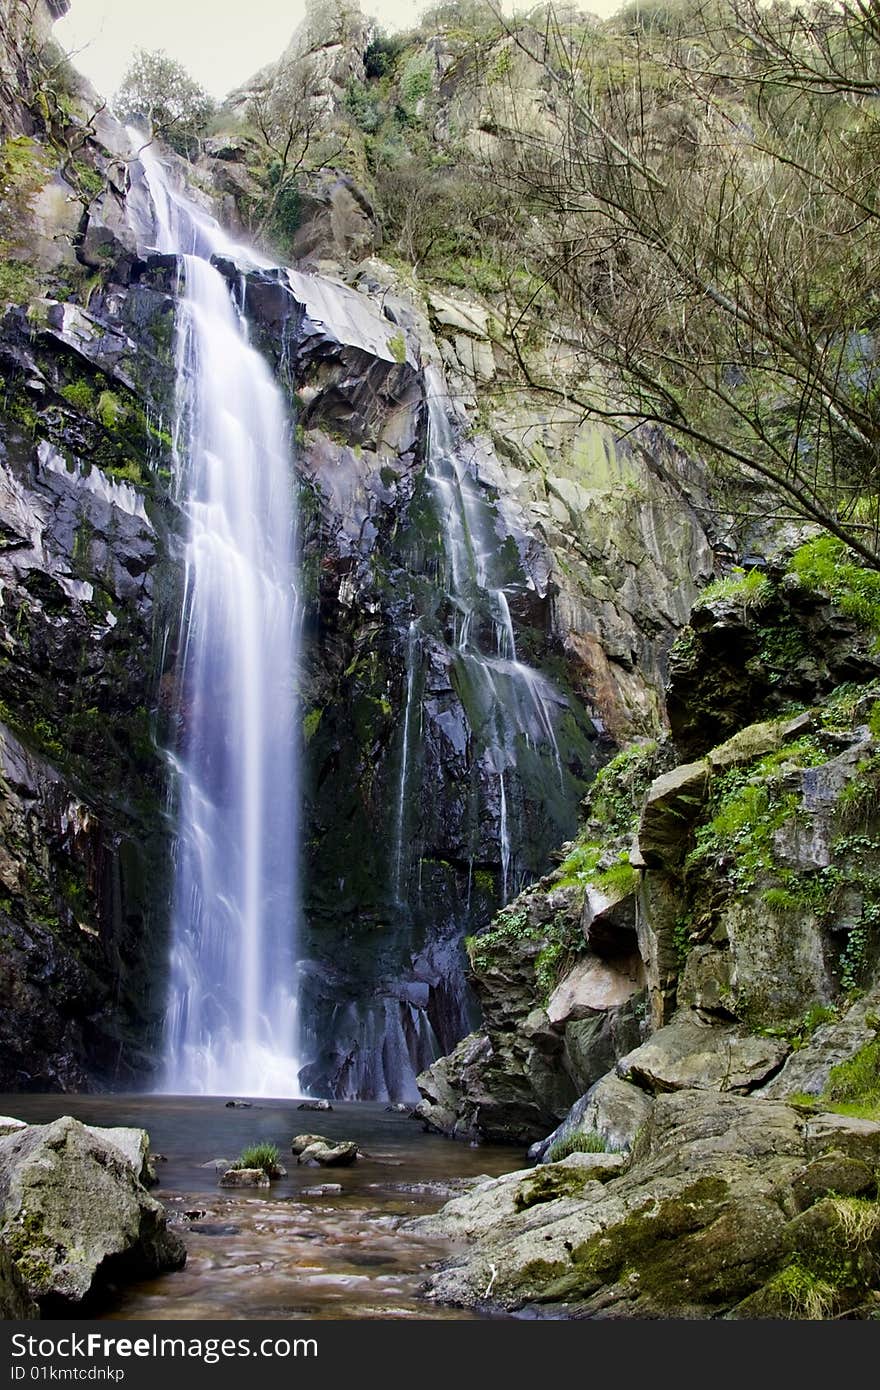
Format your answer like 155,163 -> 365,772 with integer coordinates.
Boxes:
114,49 -> 215,157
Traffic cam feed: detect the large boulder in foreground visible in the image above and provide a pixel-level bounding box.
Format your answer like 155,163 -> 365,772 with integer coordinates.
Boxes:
0,1117 -> 185,1311
417,1091 -> 880,1318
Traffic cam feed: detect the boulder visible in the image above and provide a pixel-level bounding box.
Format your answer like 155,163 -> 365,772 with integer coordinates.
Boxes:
297,1099 -> 333,1112
0,1117 -> 185,1311
297,1141 -> 358,1168
84,1125 -> 155,1186
637,761 -> 709,868
427,291 -> 490,339
757,994 -> 880,1100
582,881 -> 637,953
218,1168 -> 270,1189
536,1073 -> 654,1162
0,1117 -> 27,1138
616,1015 -> 790,1094
706,719 -> 788,772
291,1133 -> 328,1154
546,952 -> 644,1025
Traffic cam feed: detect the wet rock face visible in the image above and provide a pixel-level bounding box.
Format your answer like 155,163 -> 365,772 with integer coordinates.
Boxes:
0,112 -> 179,1087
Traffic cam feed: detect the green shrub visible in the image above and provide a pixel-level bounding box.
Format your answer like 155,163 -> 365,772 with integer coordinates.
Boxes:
60,379 -> 95,413
697,567 -> 772,611
790,537 -> 880,639
822,1038 -> 880,1120
545,1130 -> 608,1161
231,1142 -> 280,1176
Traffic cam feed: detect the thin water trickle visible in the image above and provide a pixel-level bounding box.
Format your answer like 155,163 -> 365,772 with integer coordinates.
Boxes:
134,140 -> 302,1096
392,619 -> 420,904
423,367 -> 567,899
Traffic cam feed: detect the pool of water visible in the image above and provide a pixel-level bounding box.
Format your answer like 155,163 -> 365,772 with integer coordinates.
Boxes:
0,1094 -> 526,1320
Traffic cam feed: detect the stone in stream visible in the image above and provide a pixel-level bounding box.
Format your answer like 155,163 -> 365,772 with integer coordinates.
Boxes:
224,1100 -> 254,1109
301,1183 -> 343,1196
0,1116 -> 185,1312
218,1168 -> 270,1189
200,1158 -> 235,1170
291,1133 -> 328,1154
297,1141 -> 359,1168
298,1100 -> 333,1112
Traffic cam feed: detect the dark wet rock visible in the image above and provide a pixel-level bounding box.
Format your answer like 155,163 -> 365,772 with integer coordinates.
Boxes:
298,1099 -> 333,1112
667,586 -> 880,760
0,1116 -> 184,1311
224,1100 -> 254,1108
301,1183 -> 343,1197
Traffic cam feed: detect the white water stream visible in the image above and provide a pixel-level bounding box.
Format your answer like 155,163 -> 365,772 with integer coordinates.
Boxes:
135,142 -> 302,1096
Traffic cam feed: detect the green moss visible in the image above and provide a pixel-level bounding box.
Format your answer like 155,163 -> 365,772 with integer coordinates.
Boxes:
0,258 -> 37,304
747,1262 -> 839,1319
593,856 -> 638,897
555,840 -> 600,889
821,1038 -> 880,1120
538,1176 -> 732,1306
513,1164 -> 596,1211
104,459 -> 144,485
386,330 -> 406,363
60,379 -> 96,413
97,389 -> 124,429
302,708 -> 323,743
586,740 -> 659,837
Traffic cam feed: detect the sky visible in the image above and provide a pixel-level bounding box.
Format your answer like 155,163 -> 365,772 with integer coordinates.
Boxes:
54,0 -> 620,102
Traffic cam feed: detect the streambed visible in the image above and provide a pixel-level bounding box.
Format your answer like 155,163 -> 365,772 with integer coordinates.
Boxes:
1,1095 -> 523,1320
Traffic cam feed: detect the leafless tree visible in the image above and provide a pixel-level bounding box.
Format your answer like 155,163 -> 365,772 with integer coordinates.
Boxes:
459,1 -> 880,567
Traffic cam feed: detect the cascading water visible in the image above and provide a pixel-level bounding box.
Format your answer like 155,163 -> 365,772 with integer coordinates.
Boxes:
133,140 -> 302,1096
421,366 -> 567,902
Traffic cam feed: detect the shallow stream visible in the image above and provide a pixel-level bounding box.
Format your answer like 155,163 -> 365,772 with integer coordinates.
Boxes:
0,1095 -> 523,1320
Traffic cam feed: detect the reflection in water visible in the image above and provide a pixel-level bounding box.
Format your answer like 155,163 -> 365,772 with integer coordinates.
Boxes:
1,1095 -> 523,1321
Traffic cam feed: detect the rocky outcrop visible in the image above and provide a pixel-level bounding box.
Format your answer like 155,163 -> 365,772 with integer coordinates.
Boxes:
418,1090 -> 880,1317
0,1116 -> 184,1311
416,872 -> 647,1143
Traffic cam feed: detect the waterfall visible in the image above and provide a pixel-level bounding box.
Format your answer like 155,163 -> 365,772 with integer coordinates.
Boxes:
423,366 -> 566,901
134,141 -> 302,1097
